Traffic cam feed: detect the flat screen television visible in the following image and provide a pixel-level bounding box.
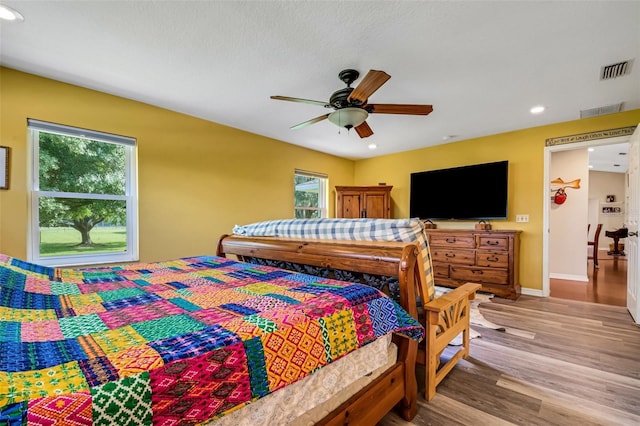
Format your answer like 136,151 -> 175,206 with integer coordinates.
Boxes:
410,160 -> 509,220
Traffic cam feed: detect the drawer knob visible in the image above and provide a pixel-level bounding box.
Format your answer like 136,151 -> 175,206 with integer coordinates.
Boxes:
487,256 -> 499,262
445,253 -> 456,258
486,240 -> 500,246
472,269 -> 484,274
445,238 -> 457,243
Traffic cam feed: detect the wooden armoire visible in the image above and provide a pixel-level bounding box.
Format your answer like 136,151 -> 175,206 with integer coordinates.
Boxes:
335,185 -> 392,218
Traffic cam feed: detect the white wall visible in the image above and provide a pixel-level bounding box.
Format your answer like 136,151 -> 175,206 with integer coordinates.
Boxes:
550,149 -> 590,281
588,170 -> 626,251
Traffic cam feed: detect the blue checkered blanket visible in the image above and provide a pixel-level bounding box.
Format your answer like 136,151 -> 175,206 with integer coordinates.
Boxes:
232,218 -> 436,301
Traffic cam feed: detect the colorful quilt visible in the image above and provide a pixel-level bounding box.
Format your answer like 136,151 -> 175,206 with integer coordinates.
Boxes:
0,253 -> 423,425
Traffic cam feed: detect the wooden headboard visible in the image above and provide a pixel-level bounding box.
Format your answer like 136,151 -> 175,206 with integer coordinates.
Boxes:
216,234 -> 427,322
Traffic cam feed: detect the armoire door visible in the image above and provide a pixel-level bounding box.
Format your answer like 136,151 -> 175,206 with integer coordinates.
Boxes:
363,192 -> 388,218
340,193 -> 362,218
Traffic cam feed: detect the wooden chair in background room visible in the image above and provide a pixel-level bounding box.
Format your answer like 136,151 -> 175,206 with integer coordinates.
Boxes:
588,224 -> 603,268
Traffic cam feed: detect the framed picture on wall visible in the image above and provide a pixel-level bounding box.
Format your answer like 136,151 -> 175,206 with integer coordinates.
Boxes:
602,206 -> 623,215
606,194 -> 616,202
0,146 -> 8,190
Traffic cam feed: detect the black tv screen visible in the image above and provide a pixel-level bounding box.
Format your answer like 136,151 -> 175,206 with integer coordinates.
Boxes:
410,161 -> 508,220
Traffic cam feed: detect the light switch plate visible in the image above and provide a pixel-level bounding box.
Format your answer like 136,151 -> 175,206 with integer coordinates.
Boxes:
515,214 -> 529,223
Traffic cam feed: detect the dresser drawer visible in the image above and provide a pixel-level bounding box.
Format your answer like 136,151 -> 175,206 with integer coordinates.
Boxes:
433,264 -> 450,279
430,235 -> 475,248
450,266 -> 509,285
475,251 -> 509,268
431,248 -> 475,265
478,236 -> 508,250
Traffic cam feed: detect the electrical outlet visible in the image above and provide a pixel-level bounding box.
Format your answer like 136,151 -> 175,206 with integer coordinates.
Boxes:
515,214 -> 529,223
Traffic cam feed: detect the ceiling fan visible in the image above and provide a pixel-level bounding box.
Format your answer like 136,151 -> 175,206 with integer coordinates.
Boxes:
271,69 -> 433,138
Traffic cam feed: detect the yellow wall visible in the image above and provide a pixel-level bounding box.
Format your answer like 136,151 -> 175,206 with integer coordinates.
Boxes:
0,68 -> 355,261
354,110 -> 640,291
3,67 -> 639,293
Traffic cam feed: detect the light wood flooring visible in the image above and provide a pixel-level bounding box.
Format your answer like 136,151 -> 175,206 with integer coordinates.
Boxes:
551,251 -> 627,306
381,295 -> 640,425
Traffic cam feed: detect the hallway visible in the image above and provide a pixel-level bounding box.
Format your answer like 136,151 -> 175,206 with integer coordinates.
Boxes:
550,251 -> 627,306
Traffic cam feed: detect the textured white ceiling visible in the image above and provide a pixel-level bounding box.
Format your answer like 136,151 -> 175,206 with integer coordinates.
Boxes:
589,142 -> 629,173
1,1 -> 639,160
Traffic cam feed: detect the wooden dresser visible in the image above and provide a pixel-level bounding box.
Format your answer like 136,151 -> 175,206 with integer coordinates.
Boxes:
335,185 -> 392,218
424,229 -> 521,299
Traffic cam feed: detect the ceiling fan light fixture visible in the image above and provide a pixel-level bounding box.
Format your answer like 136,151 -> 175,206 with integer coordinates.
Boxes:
328,107 -> 368,129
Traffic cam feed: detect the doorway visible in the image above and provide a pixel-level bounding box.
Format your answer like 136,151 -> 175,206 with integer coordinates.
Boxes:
550,254 -> 627,305
543,135 -> 631,305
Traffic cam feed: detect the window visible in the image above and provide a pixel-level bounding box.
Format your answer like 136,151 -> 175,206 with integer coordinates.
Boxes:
28,119 -> 138,266
294,169 -> 328,218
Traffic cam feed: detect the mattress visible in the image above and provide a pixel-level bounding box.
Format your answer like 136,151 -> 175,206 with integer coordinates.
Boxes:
211,334 -> 395,425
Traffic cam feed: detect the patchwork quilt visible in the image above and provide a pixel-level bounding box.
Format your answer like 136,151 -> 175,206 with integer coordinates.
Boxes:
0,253 -> 423,425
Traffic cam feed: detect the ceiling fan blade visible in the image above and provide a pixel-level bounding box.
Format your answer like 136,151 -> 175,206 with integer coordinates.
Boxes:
367,104 -> 433,115
354,121 -> 373,138
271,95 -> 330,108
291,113 -> 330,130
348,70 -> 391,104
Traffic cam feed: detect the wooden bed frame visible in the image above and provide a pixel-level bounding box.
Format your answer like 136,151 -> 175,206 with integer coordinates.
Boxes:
217,234 -> 480,424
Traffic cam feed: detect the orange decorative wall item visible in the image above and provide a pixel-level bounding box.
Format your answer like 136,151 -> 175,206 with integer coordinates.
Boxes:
550,178 -> 581,205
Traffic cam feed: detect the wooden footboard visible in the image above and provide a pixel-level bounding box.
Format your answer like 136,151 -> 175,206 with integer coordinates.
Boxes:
216,234 -> 479,420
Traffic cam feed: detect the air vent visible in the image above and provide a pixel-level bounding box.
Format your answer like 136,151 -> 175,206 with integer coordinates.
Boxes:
580,102 -> 623,119
600,60 -> 632,80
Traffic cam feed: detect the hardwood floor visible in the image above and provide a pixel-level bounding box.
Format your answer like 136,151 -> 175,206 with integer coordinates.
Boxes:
551,251 -> 627,306
381,295 -> 640,425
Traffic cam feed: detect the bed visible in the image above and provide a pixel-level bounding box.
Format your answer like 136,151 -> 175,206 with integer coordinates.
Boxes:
224,218 -> 481,402
0,243 -> 423,425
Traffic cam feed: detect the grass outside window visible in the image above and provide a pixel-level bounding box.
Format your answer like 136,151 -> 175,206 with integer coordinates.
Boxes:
40,226 -> 127,256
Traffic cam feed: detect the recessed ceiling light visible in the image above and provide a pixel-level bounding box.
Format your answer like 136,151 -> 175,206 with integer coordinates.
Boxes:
530,105 -> 545,114
0,4 -> 24,22
589,165 -> 594,168
368,143 -> 377,150
442,135 -> 458,141
588,148 -> 595,152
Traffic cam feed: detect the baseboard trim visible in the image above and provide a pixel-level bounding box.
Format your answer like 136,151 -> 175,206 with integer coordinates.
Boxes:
549,273 -> 589,282
520,288 -> 545,297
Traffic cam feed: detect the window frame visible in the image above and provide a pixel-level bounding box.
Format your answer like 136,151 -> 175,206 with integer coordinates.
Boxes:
27,119 -> 138,266
294,169 -> 328,219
